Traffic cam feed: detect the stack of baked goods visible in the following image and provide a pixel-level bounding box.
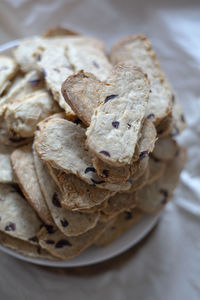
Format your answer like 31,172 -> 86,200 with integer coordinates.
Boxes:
0,28 -> 186,260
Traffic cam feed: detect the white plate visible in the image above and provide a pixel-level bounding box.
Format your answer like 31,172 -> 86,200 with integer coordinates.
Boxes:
0,40 -> 160,267
0,214 -> 160,267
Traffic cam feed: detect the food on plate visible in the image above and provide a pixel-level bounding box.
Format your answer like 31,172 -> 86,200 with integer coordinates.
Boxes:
0,28 -> 186,261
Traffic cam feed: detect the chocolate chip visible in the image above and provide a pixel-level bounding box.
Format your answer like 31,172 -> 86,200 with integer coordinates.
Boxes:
175,150 -> 180,157
171,128 -> 179,137
91,179 -> 105,185
55,239 -> 72,248
48,89 -> 53,97
104,94 -> 118,104
45,239 -> 55,245
0,66 -> 8,71
45,225 -> 57,234
36,125 -> 40,131
102,169 -> 109,178
100,150 -> 110,157
37,54 -> 41,61
172,94 -> 175,103
5,222 -> 16,231
52,193 -> 61,208
139,150 -> 148,160
37,246 -> 41,254
41,68 -> 47,78
125,211 -> 132,220
53,68 -> 60,73
127,178 -> 133,184
158,129 -> 164,135
9,129 -> 18,139
85,167 -> 96,174
92,61 -> 100,68
60,219 -> 69,227
160,189 -> 168,205
127,123 -> 131,129
9,137 -> 26,143
112,121 -> 119,129
180,114 -> 185,123
29,79 -> 41,86
151,157 -> 160,163
147,113 -> 155,119
68,64 -> 74,70
74,118 -> 82,125
29,236 -> 39,243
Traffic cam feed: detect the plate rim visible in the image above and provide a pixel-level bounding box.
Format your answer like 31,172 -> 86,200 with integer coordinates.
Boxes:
0,213 -> 160,267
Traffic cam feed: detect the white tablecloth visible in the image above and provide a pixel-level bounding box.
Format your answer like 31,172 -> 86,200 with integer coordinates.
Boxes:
0,0 -> 200,299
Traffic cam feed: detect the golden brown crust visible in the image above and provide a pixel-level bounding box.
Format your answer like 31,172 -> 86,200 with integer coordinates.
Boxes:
93,156 -> 139,184
0,183 -> 42,243
11,144 -> 54,225
62,70 -> 103,126
110,34 -> 173,125
42,26 -> 80,38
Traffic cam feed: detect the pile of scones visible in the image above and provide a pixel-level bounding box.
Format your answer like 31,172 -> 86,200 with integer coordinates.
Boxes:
0,28 -> 186,260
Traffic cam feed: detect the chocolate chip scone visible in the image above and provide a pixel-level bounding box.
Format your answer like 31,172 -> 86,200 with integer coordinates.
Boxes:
0,183 -> 42,243
86,64 -> 150,166
35,117 -> 131,192
110,35 -> 173,127
37,221 -> 111,260
63,64 -> 150,166
33,147 -> 100,236
10,144 -> 54,225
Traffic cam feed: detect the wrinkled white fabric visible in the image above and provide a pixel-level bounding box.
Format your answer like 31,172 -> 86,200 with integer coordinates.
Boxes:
0,0 -> 200,299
